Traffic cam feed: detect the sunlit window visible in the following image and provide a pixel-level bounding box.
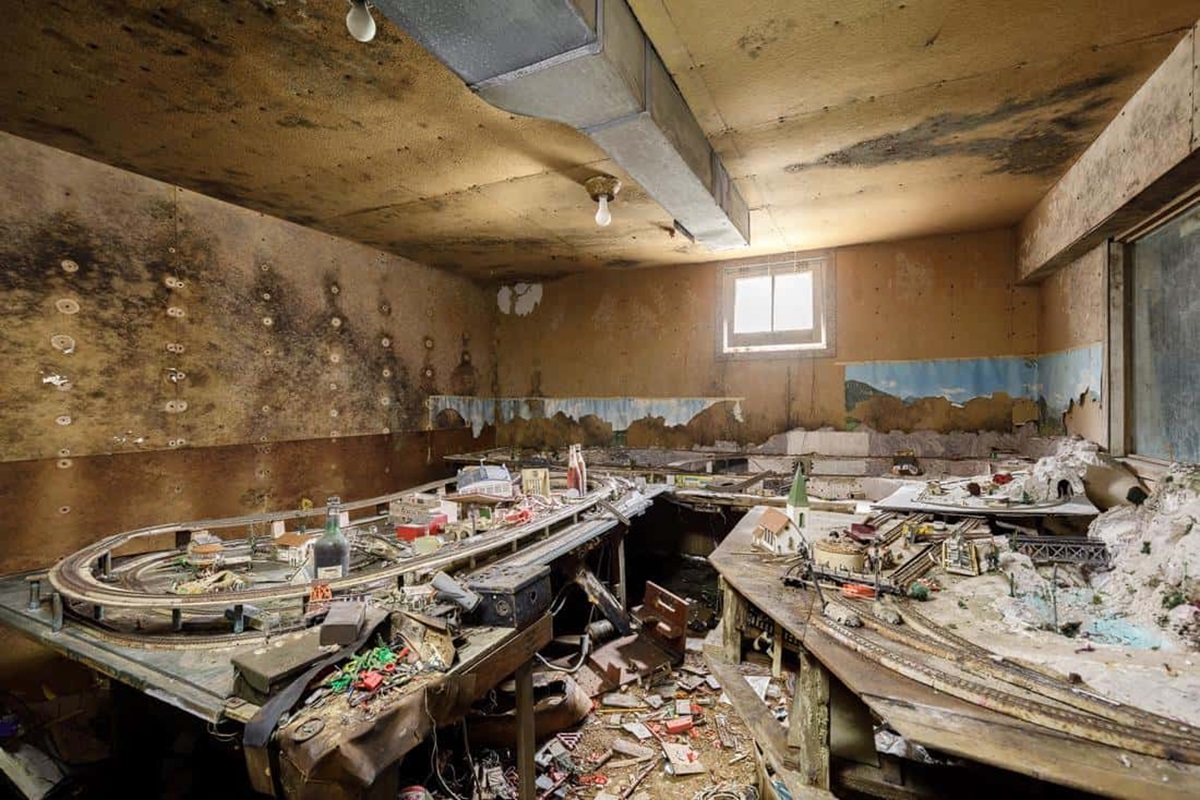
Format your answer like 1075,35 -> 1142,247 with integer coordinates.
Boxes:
720,253 -> 833,357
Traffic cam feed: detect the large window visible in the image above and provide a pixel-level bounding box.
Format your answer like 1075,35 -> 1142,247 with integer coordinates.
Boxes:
1126,201 -> 1200,462
719,252 -> 834,358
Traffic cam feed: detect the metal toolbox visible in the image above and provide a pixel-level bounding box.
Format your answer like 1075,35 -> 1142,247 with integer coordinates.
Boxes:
466,564 -> 551,629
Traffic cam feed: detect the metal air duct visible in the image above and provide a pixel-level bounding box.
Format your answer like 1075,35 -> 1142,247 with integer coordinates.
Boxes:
373,0 -> 750,250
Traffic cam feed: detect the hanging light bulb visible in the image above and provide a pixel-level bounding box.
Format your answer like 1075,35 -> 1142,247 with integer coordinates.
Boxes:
584,175 -> 621,229
346,0 -> 376,43
595,195 -> 612,227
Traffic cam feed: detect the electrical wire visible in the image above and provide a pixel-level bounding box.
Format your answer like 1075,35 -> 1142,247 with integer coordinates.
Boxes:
534,634 -> 591,674
424,691 -> 465,800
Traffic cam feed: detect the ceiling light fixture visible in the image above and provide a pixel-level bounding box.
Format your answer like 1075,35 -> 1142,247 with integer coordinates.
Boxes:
585,175 -> 621,228
346,0 -> 377,43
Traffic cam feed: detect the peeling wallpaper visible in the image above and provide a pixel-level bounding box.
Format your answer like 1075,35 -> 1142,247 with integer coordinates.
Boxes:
430,395 -> 744,437
844,344 -> 1103,433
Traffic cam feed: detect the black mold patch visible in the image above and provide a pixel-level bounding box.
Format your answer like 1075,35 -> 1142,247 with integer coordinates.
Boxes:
277,114 -> 320,129
738,18 -> 797,60
785,74 -> 1124,177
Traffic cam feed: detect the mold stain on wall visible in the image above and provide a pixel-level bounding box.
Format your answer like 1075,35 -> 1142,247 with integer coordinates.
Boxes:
0,133 -> 497,581
785,74 -> 1123,177
0,132 -> 495,463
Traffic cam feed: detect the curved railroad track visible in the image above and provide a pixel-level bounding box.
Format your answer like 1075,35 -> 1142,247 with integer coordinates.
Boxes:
810,609 -> 1200,764
49,480 -> 616,612
841,596 -> 1200,741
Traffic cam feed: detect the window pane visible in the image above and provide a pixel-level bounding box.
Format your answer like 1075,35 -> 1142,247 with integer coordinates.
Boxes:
733,275 -> 772,333
773,272 -> 814,331
1131,203 -> 1200,461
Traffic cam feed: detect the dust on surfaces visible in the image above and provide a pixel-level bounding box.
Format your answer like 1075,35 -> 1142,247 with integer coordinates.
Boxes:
737,18 -> 798,60
276,114 -> 321,129
785,74 -> 1123,177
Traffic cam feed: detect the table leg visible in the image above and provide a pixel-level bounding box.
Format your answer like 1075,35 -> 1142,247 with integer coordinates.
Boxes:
721,579 -> 745,663
788,647 -> 831,789
515,659 -> 536,800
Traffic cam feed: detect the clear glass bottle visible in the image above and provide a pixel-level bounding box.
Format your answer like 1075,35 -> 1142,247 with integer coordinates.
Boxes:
313,495 -> 349,580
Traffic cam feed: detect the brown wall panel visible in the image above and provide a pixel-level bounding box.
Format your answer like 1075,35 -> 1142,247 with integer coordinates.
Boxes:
0,133 -> 495,463
494,229 -> 1038,444
0,428 -> 485,576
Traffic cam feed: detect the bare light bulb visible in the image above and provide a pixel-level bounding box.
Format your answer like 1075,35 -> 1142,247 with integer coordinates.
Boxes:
346,1 -> 376,43
595,195 -> 612,227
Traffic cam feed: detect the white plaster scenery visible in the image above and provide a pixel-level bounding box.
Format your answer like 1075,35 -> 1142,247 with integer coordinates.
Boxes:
497,283 -> 543,316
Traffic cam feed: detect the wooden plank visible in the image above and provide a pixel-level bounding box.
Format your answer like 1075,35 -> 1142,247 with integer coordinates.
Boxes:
1018,26 -> 1199,282
721,578 -> 745,663
790,648 -> 831,790
869,695 -> 1200,800
771,621 -> 784,679
704,653 -> 832,800
1107,240 -> 1129,455
515,660 -> 536,800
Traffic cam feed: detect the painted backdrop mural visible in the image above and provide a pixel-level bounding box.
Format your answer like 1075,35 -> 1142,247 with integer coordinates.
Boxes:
845,344 -> 1102,433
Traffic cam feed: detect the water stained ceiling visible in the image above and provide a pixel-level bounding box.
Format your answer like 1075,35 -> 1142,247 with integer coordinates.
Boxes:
1,1 -> 1196,280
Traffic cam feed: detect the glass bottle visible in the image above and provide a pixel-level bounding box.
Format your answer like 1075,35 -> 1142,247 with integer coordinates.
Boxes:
786,462 -> 808,529
313,495 -> 350,580
566,446 -> 581,496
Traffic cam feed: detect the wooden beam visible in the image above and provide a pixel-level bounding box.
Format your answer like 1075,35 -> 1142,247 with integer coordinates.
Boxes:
515,660 -> 535,800
1017,25 -> 1200,283
721,578 -> 745,663
789,648 -> 832,791
771,621 -> 784,679
1107,240 -> 1130,455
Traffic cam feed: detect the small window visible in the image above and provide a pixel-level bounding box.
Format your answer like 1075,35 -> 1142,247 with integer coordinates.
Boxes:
719,252 -> 834,358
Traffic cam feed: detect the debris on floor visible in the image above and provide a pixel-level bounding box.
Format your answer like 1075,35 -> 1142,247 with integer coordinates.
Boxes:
421,649 -> 760,800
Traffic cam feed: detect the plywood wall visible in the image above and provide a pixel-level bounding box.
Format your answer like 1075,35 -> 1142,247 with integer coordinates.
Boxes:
493,229 -> 1038,446
0,134 -> 495,573
1038,246 -> 1106,443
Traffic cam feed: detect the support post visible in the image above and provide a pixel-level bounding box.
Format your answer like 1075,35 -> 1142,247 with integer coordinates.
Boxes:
614,533 -> 627,608
26,576 -> 41,611
172,608 -> 183,632
51,592 -> 63,631
515,660 -> 536,800
771,621 -> 784,679
721,578 -> 745,663
788,647 -> 831,790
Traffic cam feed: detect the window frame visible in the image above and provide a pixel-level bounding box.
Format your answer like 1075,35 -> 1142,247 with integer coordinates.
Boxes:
1109,189 -> 1200,464
717,250 -> 836,360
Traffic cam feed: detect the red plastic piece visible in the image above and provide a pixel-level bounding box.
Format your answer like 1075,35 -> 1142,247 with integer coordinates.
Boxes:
666,716 -> 693,734
356,670 -> 384,691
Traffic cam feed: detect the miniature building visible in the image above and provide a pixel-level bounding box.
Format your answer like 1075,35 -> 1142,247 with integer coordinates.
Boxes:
187,541 -> 224,570
272,532 -> 316,567
941,533 -> 981,576
753,508 -> 803,555
812,538 -> 867,573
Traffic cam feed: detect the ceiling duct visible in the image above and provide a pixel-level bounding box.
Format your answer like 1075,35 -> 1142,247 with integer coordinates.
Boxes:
373,0 -> 750,251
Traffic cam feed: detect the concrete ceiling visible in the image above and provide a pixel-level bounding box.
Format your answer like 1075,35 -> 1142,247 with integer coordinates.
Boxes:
1,1 -> 1197,280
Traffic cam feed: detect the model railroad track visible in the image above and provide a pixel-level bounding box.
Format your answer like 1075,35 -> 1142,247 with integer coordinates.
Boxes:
894,603 -> 1200,742
49,482 -> 620,612
810,611 -> 1200,764
887,543 -> 938,589
841,597 -> 1200,741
